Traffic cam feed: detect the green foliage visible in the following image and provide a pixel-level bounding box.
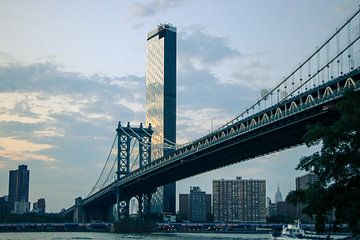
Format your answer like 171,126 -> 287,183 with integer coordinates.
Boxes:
288,89 -> 360,236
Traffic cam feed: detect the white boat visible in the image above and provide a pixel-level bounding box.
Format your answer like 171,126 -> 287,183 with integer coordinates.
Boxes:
272,220 -> 329,240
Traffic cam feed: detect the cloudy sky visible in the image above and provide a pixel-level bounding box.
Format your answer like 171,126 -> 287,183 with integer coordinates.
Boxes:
0,0 -> 358,212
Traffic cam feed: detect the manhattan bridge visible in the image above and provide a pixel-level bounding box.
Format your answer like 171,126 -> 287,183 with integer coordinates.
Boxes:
64,8 -> 360,222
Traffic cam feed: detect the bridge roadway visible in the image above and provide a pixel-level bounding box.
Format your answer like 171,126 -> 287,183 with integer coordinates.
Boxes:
68,69 -> 360,221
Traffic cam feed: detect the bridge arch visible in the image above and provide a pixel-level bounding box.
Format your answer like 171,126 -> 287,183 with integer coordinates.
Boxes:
261,113 -> 269,123
323,86 -> 334,98
289,101 -> 298,111
250,118 -> 257,127
344,78 -> 356,88
275,107 -> 282,117
305,94 -> 314,104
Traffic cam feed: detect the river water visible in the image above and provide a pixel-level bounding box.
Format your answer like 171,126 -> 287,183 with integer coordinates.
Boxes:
0,232 -> 272,240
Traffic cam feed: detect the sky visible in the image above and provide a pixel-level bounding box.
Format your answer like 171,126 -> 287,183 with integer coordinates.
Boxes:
0,0 -> 358,212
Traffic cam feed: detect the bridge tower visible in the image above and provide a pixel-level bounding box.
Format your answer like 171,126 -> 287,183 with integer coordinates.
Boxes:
115,122 -> 153,221
116,121 -> 153,179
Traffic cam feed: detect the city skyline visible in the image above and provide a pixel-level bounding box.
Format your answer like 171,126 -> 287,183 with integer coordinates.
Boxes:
0,1 -> 357,212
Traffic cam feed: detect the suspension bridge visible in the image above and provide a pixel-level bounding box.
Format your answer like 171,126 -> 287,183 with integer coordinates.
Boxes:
64,8 -> 360,223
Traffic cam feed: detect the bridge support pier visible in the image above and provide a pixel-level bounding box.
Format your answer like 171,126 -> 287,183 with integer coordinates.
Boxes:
116,190 -> 130,221
74,197 -> 85,223
137,192 -> 152,222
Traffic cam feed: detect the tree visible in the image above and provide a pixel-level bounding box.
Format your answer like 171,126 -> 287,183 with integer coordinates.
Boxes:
287,89 -> 360,236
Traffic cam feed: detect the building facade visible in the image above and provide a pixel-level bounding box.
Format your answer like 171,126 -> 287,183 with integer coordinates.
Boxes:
213,177 -> 266,223
8,170 -> 17,212
189,187 -> 210,222
296,173 -> 319,223
8,165 -> 30,213
179,187 -> 211,222
296,173 -> 319,190
146,24 -> 177,215
179,194 -> 189,219
14,201 -> 30,214
32,198 -> 46,214
0,196 -> 10,218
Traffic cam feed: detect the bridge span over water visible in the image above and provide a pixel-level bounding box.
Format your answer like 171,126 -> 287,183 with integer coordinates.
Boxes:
64,8 -> 360,223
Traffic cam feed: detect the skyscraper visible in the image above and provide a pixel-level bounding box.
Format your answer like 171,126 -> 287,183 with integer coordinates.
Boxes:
8,165 -> 30,213
213,177 -> 266,223
274,183 -> 283,203
146,24 -> 177,215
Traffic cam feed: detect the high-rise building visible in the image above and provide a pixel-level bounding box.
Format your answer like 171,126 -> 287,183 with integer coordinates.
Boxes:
8,170 -> 17,211
296,173 -> 319,190
14,201 -> 30,214
178,187 -> 211,222
146,24 -> 177,214
179,194 -> 189,219
189,186 -> 210,222
213,177 -> 266,223
0,195 -> 10,218
206,193 -> 211,218
38,198 -> 46,214
32,198 -> 46,214
274,183 -> 283,203
8,165 -> 30,213
295,173 -> 319,223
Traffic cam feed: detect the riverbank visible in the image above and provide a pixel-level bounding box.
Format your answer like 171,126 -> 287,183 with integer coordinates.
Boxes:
0,222 -> 111,232
0,222 -> 353,238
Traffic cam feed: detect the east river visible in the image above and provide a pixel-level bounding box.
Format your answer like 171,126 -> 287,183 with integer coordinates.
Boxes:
0,232 -> 272,240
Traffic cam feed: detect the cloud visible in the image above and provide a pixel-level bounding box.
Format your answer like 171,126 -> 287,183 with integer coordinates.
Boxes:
117,98 -> 144,113
0,51 -> 17,66
0,92 -> 89,124
230,71 -> 272,89
33,128 -> 64,138
236,167 -> 265,178
130,0 -> 186,18
177,27 -> 276,94
177,64 -> 258,119
0,137 -> 55,162
0,60 -> 146,176
177,106 -> 229,142
0,161 -> 6,169
0,62 -> 145,122
178,29 -> 241,69
334,0 -> 359,14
